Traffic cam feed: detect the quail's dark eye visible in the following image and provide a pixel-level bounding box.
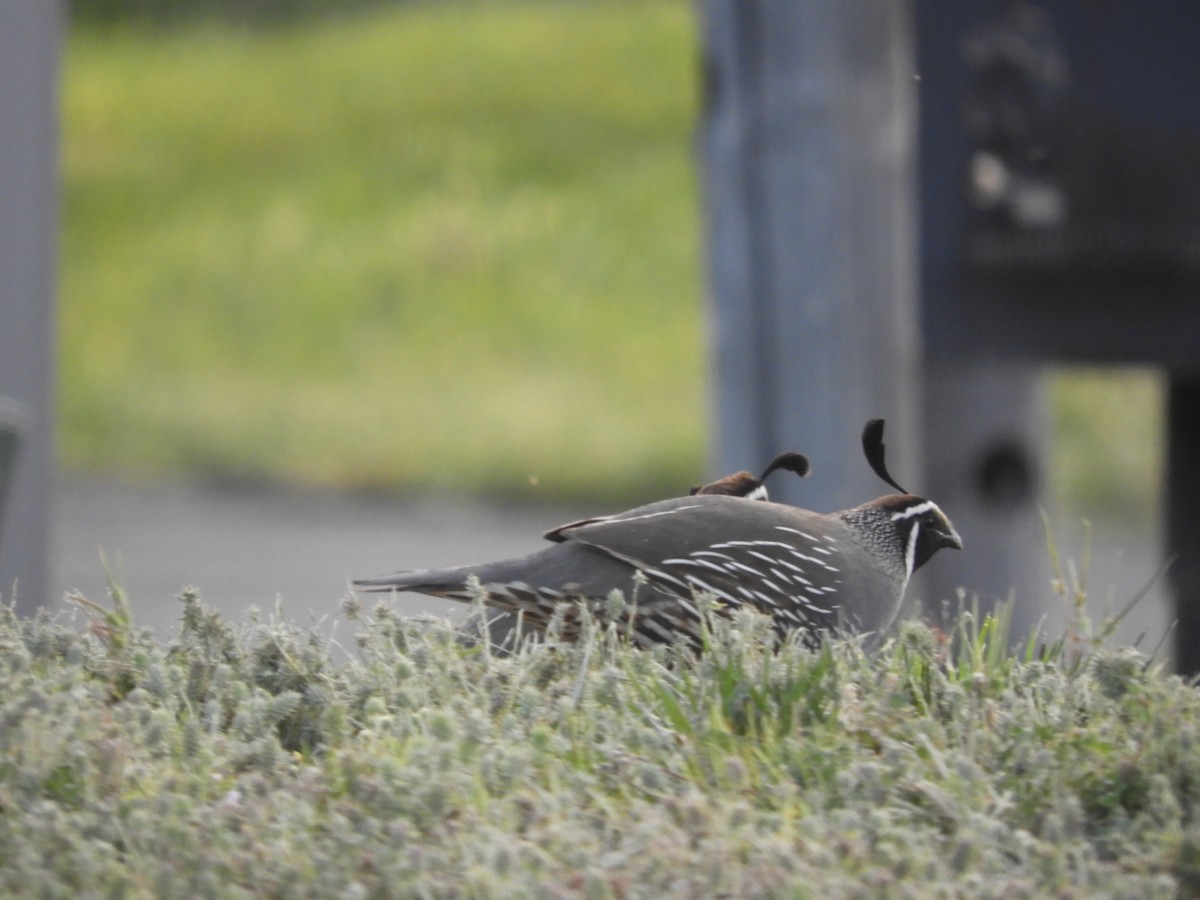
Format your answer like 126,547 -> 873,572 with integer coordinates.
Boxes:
924,512 -> 948,538
918,507 -> 963,551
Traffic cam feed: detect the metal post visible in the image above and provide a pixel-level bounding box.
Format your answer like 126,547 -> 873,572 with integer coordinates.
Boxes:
1167,372 -> 1200,676
699,0 -> 921,513
0,1 -> 61,614
918,363 -> 1053,638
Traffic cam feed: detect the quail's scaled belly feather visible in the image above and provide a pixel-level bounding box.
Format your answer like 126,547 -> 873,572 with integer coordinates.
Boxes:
354,420 -> 962,649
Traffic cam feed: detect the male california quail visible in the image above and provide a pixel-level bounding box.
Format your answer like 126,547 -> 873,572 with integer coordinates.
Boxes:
354,420 -> 961,649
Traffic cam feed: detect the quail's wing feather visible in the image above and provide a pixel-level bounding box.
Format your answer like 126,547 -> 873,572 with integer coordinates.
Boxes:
549,495 -> 851,626
542,495 -> 717,543
542,515 -> 607,543
554,495 -> 834,564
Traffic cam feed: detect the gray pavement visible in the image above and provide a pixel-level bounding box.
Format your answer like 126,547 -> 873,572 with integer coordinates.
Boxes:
50,476 -> 591,639
50,476 -> 1174,660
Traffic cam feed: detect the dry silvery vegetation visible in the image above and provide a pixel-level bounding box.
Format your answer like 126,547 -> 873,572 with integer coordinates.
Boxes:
1,584 -> 1198,898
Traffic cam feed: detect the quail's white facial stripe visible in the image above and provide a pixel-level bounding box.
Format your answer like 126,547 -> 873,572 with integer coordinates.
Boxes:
890,500 -> 936,522
745,484 -> 769,501
904,521 -> 921,581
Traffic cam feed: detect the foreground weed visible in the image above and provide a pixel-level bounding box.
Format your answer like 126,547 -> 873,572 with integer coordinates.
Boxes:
1039,512 -> 1175,677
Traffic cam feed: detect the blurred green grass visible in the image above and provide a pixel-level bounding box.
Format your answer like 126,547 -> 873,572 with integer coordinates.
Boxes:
61,1 -> 704,502
1051,367 -> 1162,523
60,1 -> 1161,514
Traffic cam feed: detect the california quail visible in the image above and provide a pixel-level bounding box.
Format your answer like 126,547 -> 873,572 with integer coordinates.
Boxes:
354,420 -> 962,649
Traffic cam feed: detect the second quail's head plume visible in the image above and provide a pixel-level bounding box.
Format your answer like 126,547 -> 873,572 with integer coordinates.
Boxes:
690,451 -> 811,500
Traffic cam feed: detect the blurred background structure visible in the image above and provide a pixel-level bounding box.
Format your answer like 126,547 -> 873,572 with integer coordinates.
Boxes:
915,2 -> 1200,667
0,1 -> 59,617
0,1 -> 1188,664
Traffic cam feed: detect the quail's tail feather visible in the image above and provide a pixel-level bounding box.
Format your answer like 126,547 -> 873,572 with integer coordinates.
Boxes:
352,543 -> 662,641
352,542 -> 636,603
353,566 -> 475,597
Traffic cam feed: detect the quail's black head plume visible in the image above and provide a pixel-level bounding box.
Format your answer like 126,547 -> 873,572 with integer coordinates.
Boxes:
689,450 -> 811,500
863,418 -> 906,493
355,421 -> 961,650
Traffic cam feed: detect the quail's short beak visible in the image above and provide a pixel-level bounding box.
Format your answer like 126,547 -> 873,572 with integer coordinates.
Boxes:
927,507 -> 963,552
939,522 -> 964,552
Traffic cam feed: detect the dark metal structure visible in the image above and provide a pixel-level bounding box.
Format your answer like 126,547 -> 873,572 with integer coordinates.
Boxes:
918,2 -> 1200,364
